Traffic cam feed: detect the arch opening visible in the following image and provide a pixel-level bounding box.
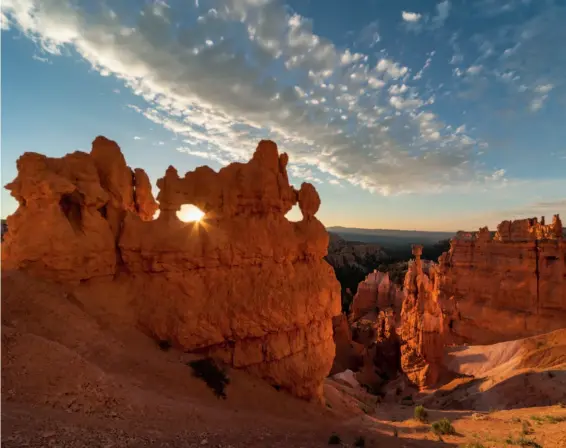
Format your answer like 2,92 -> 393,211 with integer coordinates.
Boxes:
177,204 -> 205,223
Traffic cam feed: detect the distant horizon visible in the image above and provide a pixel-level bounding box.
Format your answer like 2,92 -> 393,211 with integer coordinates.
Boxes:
2,0 -> 566,231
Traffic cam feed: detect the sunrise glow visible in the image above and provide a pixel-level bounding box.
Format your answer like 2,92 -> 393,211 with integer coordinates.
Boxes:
177,204 -> 205,223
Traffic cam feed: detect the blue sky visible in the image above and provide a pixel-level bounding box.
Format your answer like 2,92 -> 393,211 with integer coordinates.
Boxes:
1,0 -> 565,231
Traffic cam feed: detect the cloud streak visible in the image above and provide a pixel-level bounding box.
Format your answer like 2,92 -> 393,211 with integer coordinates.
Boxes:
2,0 -> 499,195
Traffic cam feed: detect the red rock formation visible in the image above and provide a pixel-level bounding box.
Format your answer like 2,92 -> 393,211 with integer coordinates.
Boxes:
398,245 -> 446,388
2,151 -> 116,281
439,216 -> 566,345
329,314 -> 365,375
399,219 -> 566,389
326,233 -> 387,270
1,137 -> 157,282
350,270 -> 404,321
2,137 -> 341,402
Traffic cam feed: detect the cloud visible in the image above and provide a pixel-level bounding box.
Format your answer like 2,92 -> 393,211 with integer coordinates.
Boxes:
133,136 -> 142,140
534,84 -> 553,94
466,65 -> 482,75
432,1 -> 451,28
1,11 -> 11,30
32,54 -> 50,63
445,4 -> 566,115
376,58 -> 409,79
2,0 -> 498,195
402,1 -> 450,33
402,11 -> 421,23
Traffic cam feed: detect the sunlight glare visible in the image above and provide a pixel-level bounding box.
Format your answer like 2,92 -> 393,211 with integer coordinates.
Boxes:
177,204 -> 205,222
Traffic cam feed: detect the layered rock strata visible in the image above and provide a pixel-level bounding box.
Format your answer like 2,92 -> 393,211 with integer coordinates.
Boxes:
350,270 -> 404,321
398,245 -> 446,388
400,218 -> 566,388
439,216 -> 566,346
2,136 -> 341,401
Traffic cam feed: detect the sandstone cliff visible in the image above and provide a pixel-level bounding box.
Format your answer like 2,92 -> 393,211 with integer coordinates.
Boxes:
349,270 -> 404,321
399,218 -> 566,388
1,136 -> 341,402
439,216 -> 566,346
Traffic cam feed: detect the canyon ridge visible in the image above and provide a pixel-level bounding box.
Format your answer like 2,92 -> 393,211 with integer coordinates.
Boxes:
2,136 -> 566,448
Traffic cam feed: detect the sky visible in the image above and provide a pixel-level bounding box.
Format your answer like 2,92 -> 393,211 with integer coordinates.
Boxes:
1,0 -> 565,232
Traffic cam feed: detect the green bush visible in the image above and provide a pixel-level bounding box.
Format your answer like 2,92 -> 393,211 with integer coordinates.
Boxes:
188,358 -> 230,399
431,418 -> 456,435
414,405 -> 428,422
505,435 -> 542,447
531,414 -> 566,424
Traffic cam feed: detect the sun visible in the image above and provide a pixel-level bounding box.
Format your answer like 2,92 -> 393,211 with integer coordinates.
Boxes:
177,204 -> 205,223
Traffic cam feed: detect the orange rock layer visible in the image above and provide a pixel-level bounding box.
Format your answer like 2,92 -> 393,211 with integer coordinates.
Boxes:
1,136 -> 341,402
400,219 -> 566,388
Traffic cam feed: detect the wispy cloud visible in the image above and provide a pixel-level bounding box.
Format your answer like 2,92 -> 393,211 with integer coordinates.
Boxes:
2,0 -> 500,195
432,1 -> 451,28
32,54 -> 50,63
403,1 -> 451,33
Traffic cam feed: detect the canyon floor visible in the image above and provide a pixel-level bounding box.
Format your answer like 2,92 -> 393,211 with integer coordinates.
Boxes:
2,270 -> 566,447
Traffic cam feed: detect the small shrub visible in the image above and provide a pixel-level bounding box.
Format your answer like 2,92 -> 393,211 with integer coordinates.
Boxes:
531,415 -> 544,424
354,436 -> 366,447
328,433 -> 341,445
188,358 -> 230,399
505,435 -> 542,447
414,405 -> 428,422
511,417 -> 522,424
536,341 -> 545,349
472,413 -> 488,421
431,418 -> 456,436
157,339 -> 171,351
522,421 -> 533,435
557,402 -> 565,408
529,414 -> 565,425
547,371 -> 555,379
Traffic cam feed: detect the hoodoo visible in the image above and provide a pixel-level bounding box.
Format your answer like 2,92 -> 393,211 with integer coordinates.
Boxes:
1,136 -> 341,401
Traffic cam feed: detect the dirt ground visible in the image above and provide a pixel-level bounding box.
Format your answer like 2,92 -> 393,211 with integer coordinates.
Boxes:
2,271 -> 566,447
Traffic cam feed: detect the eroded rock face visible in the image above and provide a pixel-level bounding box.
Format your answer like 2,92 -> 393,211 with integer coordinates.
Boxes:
398,246 -> 446,388
2,137 -> 341,402
399,220 -> 566,388
119,141 -> 340,401
2,150 -> 116,281
350,270 -> 404,321
1,137 -> 157,282
326,234 -> 387,270
329,314 -> 364,376
439,217 -> 566,345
